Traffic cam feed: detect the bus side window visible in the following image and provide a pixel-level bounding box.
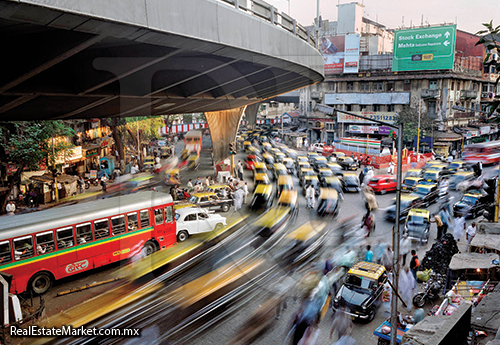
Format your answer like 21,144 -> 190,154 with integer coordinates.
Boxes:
75,223 -> 93,244
0,241 -> 12,264
94,220 -> 110,240
57,227 -> 75,249
111,215 -> 126,235
140,210 -> 150,228
35,231 -> 55,255
165,206 -> 174,223
154,209 -> 164,225
13,236 -> 34,261
127,213 -> 139,231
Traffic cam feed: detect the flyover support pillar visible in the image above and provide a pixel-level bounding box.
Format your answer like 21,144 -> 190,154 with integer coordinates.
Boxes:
205,107 -> 246,167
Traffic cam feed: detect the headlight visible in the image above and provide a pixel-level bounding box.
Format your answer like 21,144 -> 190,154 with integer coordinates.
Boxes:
362,305 -> 367,310
333,298 -> 339,304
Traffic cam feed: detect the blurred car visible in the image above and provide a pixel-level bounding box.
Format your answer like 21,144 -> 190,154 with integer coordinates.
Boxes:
321,176 -> 344,197
276,175 -> 294,198
252,161 -> 268,176
333,261 -> 388,322
423,160 -> 445,170
252,206 -> 290,238
286,149 -> 298,160
337,157 -> 358,171
385,195 -> 423,222
330,152 -> 346,160
312,157 -> 329,172
404,209 -> 431,244
296,155 -> 309,167
187,153 -> 200,170
250,184 -> 274,211
245,154 -> 262,170
449,171 -> 475,190
160,146 -> 171,158
327,162 -> 344,176
164,169 -> 181,186
306,151 -> 319,162
274,152 -> 286,164
261,142 -> 272,151
367,175 -> 397,194
421,169 -> 443,185
262,153 -> 275,169
272,163 -> 288,181
187,192 -> 233,212
409,183 -> 439,207
254,172 -> 271,189
243,141 -> 252,153
310,143 -> 324,153
402,177 -> 424,192
426,163 -> 453,177
297,162 -> 312,178
453,192 -> 488,218
277,189 -> 299,216
302,175 -> 320,196
342,172 -> 361,193
446,160 -> 468,173
299,169 -> 317,187
317,188 -> 340,217
318,167 -> 334,182
175,207 -> 227,242
405,169 -> 423,178
283,157 -> 295,175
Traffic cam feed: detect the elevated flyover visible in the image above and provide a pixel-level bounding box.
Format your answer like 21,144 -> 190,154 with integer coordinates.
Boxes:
0,0 -> 323,160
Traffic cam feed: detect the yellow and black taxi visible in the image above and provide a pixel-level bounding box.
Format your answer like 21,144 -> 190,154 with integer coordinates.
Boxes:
312,156 -> 329,172
187,192 -> 233,212
160,146 -> 171,158
262,152 -> 275,169
286,148 -> 298,160
421,169 -> 443,185
337,156 -> 358,171
250,183 -> 274,211
274,151 -> 286,164
385,195 -> 423,222
254,172 -> 271,189
247,145 -> 261,155
252,205 -> 290,238
449,171 -> 475,190
423,160 -> 446,170
282,157 -> 295,175
318,167 -> 334,183
205,184 -> 232,198
277,189 -> 298,215
262,142 -> 272,151
404,168 -> 423,179
187,153 -> 200,170
164,168 -> 181,186
296,155 -> 309,168
453,191 -> 488,219
317,188 -> 340,217
297,161 -> 312,178
426,163 -> 453,177
243,141 -> 252,153
245,154 -> 262,171
333,261 -> 388,322
446,160 -> 468,173
321,176 -> 344,197
272,163 -> 288,181
402,176 -> 424,192
306,151 -> 319,162
342,172 -> 361,193
405,209 -> 431,244
276,175 -> 294,198
327,162 -> 344,176
252,162 -> 268,176
409,183 -> 439,207
302,175 -> 320,196
299,168 -> 316,187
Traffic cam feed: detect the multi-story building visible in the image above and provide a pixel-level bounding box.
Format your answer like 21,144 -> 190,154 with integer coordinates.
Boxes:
299,1 -> 499,154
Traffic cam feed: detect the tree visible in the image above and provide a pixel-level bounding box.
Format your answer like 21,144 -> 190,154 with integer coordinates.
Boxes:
395,104 -> 434,144
476,21 -> 500,116
0,121 -> 74,212
124,116 -> 165,163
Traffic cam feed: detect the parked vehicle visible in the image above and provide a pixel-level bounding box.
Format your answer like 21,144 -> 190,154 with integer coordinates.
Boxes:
175,207 -> 227,242
333,261 -> 388,322
310,143 -> 324,153
405,209 -> 431,244
412,270 -> 445,308
367,175 -> 397,194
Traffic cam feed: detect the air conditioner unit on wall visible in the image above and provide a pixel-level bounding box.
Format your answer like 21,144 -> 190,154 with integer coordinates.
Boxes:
404,80 -> 410,84
482,92 -> 489,98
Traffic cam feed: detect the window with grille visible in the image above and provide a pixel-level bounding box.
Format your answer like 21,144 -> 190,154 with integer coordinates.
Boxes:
127,213 -> 139,231
429,81 -> 437,90
94,219 -> 110,240
111,215 -> 126,235
35,231 -> 55,255
155,209 -> 164,225
373,82 -> 383,91
360,82 -> 369,91
13,236 -> 34,261
57,227 -> 74,249
0,241 -> 12,264
140,210 -> 150,228
347,82 -> 354,91
76,223 -> 93,244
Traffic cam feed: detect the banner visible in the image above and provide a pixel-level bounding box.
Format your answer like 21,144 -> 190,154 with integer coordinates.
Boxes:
349,125 -> 378,134
321,34 -> 360,75
344,34 -> 360,73
337,112 -> 397,124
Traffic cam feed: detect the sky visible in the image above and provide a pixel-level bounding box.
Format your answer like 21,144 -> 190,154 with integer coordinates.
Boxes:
266,0 -> 499,34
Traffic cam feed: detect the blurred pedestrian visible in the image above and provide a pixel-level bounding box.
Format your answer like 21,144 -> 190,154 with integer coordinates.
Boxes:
373,239 -> 387,264
187,179 -> 193,192
399,267 -> 414,312
77,176 -> 85,194
453,214 -> 466,242
400,233 -> 411,267
466,222 -> 477,252
170,185 -> 178,201
237,160 -> 244,180
233,188 -> 244,211
243,182 -> 249,204
364,245 -> 373,262
205,176 -> 210,188
410,249 -> 420,288
430,213 -> 444,240
306,184 -> 315,209
329,300 -> 353,341
388,160 -> 395,175
6,201 -> 15,215
381,245 -> 393,272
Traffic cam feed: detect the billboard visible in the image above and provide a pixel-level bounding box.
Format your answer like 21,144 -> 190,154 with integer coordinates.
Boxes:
392,25 -> 456,72
337,111 -> 397,124
321,34 -> 360,75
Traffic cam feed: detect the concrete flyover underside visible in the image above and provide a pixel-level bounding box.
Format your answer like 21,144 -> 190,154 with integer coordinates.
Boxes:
0,0 -> 324,121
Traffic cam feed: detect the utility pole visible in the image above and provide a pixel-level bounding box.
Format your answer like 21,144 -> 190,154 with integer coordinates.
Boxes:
315,0 -> 320,49
417,99 -> 422,162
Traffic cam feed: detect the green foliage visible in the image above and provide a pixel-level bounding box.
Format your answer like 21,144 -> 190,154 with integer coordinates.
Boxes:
125,116 -> 165,141
0,121 -> 74,171
395,105 -> 434,143
476,21 -> 500,115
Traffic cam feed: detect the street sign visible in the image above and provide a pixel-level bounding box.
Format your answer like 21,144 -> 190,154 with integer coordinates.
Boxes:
393,25 -> 456,72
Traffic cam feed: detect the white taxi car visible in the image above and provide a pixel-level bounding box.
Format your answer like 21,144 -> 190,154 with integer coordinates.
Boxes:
174,207 -> 227,242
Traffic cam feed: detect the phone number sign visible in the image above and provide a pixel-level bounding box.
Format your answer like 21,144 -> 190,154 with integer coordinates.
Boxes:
337,112 -> 396,124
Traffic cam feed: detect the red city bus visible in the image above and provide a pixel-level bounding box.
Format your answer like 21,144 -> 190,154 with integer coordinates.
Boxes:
0,191 -> 175,295
463,140 -> 500,165
184,129 -> 203,155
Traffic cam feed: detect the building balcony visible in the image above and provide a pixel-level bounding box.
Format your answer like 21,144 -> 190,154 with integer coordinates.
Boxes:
460,90 -> 479,99
453,112 -> 475,119
421,89 -> 440,98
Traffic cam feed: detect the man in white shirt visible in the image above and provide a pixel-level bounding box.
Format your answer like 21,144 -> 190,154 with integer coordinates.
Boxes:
6,201 -> 15,215
242,182 -> 249,204
466,222 -> 477,252
447,155 -> 453,163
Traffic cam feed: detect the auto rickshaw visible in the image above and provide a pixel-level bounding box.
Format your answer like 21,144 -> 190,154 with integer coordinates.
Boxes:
404,208 -> 431,244
276,175 -> 293,198
160,146 -> 171,158
143,156 -> 156,171
317,188 -> 340,217
250,184 -> 273,211
187,153 -> 200,170
164,168 -> 181,186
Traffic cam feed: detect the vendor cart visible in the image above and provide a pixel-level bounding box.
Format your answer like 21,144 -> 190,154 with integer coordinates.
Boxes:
446,253 -> 500,290
373,320 -> 411,344
470,234 -> 500,254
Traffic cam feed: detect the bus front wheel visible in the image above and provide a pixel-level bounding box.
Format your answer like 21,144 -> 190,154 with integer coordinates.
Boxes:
29,272 -> 53,295
142,242 -> 156,256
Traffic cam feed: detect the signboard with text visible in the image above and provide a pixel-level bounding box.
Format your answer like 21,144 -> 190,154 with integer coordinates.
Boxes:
321,34 -> 360,75
337,112 -> 396,124
393,25 -> 456,72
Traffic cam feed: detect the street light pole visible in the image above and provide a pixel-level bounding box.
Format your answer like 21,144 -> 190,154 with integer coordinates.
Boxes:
417,100 -> 422,162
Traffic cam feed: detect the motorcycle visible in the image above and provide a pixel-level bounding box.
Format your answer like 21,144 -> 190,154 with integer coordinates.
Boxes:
84,177 -> 99,189
412,270 -> 444,308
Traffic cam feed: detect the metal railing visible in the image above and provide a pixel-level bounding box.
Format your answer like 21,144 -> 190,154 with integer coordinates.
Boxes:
218,0 -> 316,47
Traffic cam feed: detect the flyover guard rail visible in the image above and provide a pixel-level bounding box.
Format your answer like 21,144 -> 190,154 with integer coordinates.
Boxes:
219,0 -> 316,46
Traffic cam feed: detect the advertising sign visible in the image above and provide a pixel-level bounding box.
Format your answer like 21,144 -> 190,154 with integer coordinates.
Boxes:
349,125 -> 378,134
337,112 -> 396,124
321,34 -> 360,75
393,25 -> 456,72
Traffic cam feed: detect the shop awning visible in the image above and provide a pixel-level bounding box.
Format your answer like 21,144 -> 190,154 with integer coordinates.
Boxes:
449,253 -> 499,270
30,173 -> 78,185
434,130 -> 463,142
